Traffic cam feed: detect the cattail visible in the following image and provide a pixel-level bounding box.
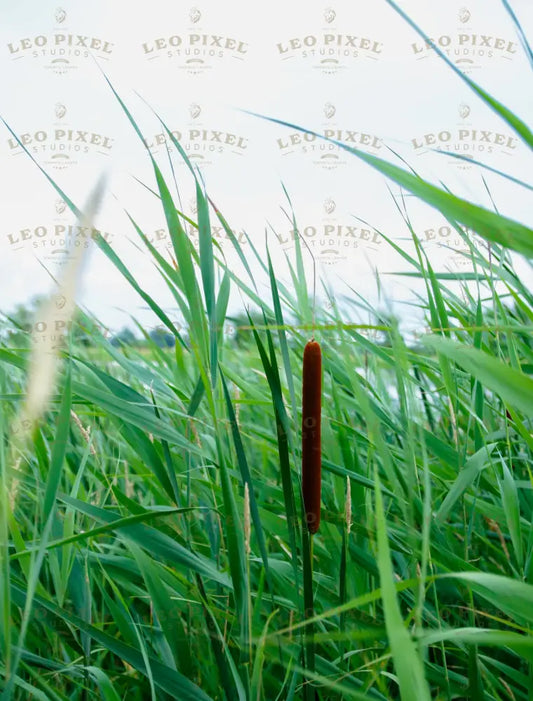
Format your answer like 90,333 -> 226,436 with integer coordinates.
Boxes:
302,339 -> 322,534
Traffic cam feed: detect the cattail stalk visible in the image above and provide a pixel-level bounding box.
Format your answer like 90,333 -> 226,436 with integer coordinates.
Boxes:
302,339 -> 322,534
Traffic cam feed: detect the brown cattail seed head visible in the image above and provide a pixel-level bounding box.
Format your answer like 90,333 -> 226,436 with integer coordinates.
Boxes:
302,340 -> 322,534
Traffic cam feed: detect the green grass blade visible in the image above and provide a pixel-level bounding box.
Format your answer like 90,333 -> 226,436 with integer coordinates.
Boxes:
422,336 -> 533,417
374,467 -> 431,700
248,113 -> 533,258
384,0 -> 533,147
220,369 -> 270,579
9,579 -> 213,701
436,444 -> 497,523
58,495 -> 230,587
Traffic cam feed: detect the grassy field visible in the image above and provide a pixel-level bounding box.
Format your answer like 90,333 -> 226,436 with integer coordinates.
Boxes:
2,12 -> 533,699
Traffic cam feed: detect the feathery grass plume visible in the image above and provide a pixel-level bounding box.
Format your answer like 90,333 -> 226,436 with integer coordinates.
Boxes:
2,175 -> 106,699
8,176 -> 106,496
302,339 -> 322,534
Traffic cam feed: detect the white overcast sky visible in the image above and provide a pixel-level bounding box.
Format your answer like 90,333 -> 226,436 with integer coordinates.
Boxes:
0,0 -> 531,334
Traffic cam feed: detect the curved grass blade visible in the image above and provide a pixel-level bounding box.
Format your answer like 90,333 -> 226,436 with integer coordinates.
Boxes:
9,579 -> 213,701
374,467 -> 431,700
501,0 -> 533,69
436,444 -> 497,523
447,571 -> 533,627
248,315 -> 300,597
71,379 -> 201,453
422,335 -> 533,418
433,150 -> 533,190
58,495 -> 230,587
10,507 -> 191,560
220,369 -> 271,581
245,112 -> 533,258
383,0 -> 533,147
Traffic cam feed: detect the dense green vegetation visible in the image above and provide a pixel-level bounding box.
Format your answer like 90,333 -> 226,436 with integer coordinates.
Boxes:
1,7 -> 533,698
